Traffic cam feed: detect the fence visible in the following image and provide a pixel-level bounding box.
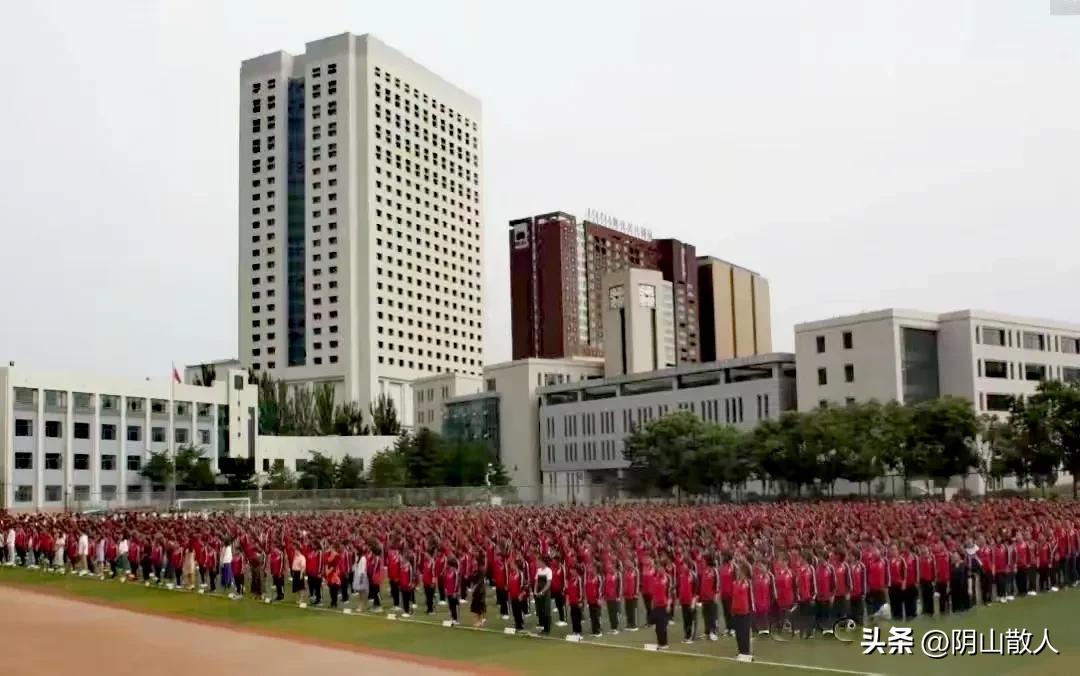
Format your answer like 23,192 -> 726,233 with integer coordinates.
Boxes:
6,470 -> 1077,514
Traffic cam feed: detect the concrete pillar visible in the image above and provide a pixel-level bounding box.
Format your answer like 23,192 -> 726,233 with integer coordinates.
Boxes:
35,388 -> 43,510
91,394 -> 101,502
119,395 -> 127,507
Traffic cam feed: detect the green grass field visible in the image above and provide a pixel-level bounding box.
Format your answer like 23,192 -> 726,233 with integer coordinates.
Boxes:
1,567 -> 1075,676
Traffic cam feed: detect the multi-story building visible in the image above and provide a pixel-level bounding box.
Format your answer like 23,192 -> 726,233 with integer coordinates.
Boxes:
239,33 -> 484,427
653,239 -> 700,363
697,257 -> 772,362
480,357 -> 604,487
509,211 -> 707,365
0,366 -> 258,511
602,268 -> 675,377
411,371 -> 482,432
443,391 -> 501,461
508,212 -> 591,360
795,309 -> 1080,413
538,354 -> 797,503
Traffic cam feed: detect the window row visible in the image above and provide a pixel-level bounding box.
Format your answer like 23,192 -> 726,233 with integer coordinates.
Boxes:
980,326 -> 1080,353
14,452 -> 144,471
13,484 -> 144,503
13,420 -> 211,444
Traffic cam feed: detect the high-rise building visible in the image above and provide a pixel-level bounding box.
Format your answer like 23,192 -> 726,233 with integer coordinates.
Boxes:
238,33 -> 484,426
653,239 -> 700,363
697,257 -> 772,361
583,220 -> 658,352
508,212 -> 591,360
602,268 -> 676,377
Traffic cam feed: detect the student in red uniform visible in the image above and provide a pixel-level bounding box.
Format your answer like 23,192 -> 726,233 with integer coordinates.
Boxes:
934,543 -> 951,614
641,556 -> 655,628
720,553 -> 735,636
269,543 -> 285,601
603,562 -> 622,635
399,553 -> 417,617
902,545 -> 919,619
585,562 -> 604,638
306,541 -> 324,606
388,546 -> 401,611
774,555 -> 797,632
651,558 -> 672,650
622,556 -> 640,632
918,545 -> 935,616
325,545 -> 342,608
422,547 -> 438,615
444,557 -> 461,625
794,553 -> 816,638
731,562 -> 754,662
750,561 -> 773,637
551,554 -> 567,628
848,549 -> 867,626
493,549 -> 509,620
566,562 -> 585,639
508,557 -> 526,632
367,545 -> 383,611
813,553 -> 835,636
887,544 -> 906,620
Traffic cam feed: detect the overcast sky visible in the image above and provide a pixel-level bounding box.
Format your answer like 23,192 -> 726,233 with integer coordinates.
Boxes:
1,0 -> 1077,378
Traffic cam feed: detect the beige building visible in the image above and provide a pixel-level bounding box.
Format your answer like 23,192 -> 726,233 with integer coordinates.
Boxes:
481,357 -> 604,487
411,371 -> 483,432
795,308 -> 1080,413
698,257 -> 772,361
238,33 -> 484,427
602,268 -> 675,378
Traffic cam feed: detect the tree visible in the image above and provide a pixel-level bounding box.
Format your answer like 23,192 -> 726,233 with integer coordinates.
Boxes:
437,441 -> 492,486
266,459 -> 297,490
299,451 -> 337,489
402,429 -> 441,487
368,446 -> 408,487
257,372 -> 282,435
370,394 -> 402,436
336,455 -> 366,489
333,401 -> 368,436
288,385 -> 317,436
909,396 -> 980,496
982,413 -> 1024,488
1029,380 -> 1080,497
193,363 -> 217,387
314,383 -> 336,435
487,460 -> 511,486
623,410 -> 715,500
140,451 -> 174,487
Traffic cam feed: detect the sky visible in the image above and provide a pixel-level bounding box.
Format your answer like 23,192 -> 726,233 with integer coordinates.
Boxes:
1,0 -> 1078,378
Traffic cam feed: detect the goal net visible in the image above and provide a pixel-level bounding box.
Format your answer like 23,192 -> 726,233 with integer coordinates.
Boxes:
175,497 -> 252,518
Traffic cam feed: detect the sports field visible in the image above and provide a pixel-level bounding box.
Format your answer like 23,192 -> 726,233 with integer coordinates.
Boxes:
0,567 -> 1074,676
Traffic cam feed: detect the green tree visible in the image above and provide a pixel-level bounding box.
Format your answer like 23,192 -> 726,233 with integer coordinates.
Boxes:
437,441 -> 492,486
982,413 -> 1024,488
218,457 -> 256,490
140,451 -> 175,486
909,396 -> 980,497
1039,381 -> 1080,498
288,385 -> 317,436
403,428 -> 442,487
623,410 -> 717,500
299,451 -> 337,489
266,459 -> 297,489
314,383 -> 336,435
370,394 -> 402,436
368,446 -> 408,487
333,401 -> 368,436
335,454 -> 366,489
257,372 -> 282,435
1007,393 -> 1060,494
487,460 -> 511,486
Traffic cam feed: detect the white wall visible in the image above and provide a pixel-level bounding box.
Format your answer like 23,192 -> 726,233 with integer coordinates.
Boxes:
256,434 -> 397,476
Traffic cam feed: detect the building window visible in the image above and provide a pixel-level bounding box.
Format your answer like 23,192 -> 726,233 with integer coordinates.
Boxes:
1062,337 -> 1080,354
816,335 -> 826,353
981,327 -> 1006,347
985,394 -> 1013,412
74,454 -> 90,470
1022,332 -> 1045,351
73,486 -> 90,502
45,486 -> 62,503
1024,363 -> 1047,382
152,427 -> 166,443
984,360 -> 1008,379
127,456 -> 142,471
44,453 -> 62,470
102,485 -> 117,501
817,368 -> 827,386
844,364 -> 855,383
1064,367 -> 1080,384
198,429 -> 211,445
14,486 -> 32,503
101,424 -> 117,440
101,455 -> 117,471
127,425 -> 142,441
175,428 -> 189,444
14,452 -> 33,470
842,331 -> 853,350
15,419 -> 32,437
74,422 -> 90,439
45,420 -> 62,438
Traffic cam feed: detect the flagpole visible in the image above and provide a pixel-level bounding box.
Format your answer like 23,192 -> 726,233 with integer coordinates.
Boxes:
170,362 -> 177,511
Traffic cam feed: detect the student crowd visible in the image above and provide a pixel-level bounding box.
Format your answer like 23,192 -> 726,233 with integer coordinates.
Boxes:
2,498 -> 1079,662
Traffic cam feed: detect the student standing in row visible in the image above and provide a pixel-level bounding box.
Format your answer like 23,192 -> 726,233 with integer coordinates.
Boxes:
731,563 -> 754,662
651,559 -> 672,650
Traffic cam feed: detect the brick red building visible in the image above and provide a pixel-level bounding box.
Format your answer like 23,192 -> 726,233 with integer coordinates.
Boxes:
653,239 -> 700,363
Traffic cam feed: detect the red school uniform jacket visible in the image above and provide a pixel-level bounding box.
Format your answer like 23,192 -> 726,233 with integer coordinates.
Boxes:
774,568 -> 796,610
443,567 -> 460,600
651,571 -> 671,609
731,579 -> 753,616
676,566 -> 697,606
566,570 -> 583,606
603,570 -> 621,602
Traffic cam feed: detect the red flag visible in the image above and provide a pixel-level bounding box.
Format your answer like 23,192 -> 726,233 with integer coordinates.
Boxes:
172,364 -> 182,384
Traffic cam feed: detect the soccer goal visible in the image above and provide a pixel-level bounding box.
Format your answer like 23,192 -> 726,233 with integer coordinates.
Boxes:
175,497 -> 252,518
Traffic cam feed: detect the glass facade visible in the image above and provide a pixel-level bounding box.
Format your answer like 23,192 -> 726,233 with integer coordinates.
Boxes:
901,328 -> 940,404
286,79 -> 306,366
443,395 -> 501,461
